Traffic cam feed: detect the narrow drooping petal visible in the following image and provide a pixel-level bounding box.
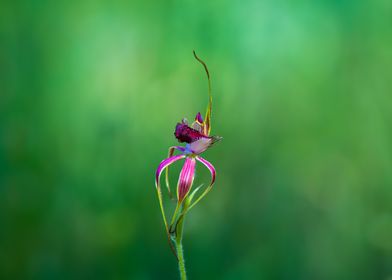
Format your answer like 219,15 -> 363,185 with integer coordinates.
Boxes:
155,155 -> 186,224
155,154 -> 185,259
196,156 -> 216,185
177,157 -> 196,202
165,146 -> 186,197
188,156 -> 216,210
155,155 -> 185,188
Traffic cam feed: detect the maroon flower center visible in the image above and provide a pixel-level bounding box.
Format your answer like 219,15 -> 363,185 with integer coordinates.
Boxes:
175,123 -> 205,143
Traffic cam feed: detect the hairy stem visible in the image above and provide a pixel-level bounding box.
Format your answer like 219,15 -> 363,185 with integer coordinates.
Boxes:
175,214 -> 187,280
176,239 -> 186,280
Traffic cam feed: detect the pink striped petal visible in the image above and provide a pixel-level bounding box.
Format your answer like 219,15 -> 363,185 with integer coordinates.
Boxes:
155,154 -> 185,259
165,146 -> 186,197
177,157 -> 196,202
196,156 -> 216,186
186,156 -> 216,210
155,155 -> 185,189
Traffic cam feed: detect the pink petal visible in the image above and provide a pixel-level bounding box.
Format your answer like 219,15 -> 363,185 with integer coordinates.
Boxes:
155,155 -> 185,189
196,156 -> 216,186
185,156 -> 216,210
177,157 -> 196,202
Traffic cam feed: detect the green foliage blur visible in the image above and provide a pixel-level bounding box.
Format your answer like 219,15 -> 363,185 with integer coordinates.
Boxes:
1,0 -> 392,279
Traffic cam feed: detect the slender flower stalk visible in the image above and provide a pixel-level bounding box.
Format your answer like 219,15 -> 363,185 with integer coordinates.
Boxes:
155,51 -> 221,279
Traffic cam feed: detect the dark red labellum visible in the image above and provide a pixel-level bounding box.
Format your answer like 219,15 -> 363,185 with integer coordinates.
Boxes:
175,123 -> 205,143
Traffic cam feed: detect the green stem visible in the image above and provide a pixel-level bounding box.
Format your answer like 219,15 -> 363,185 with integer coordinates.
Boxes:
175,214 -> 187,280
176,239 -> 186,280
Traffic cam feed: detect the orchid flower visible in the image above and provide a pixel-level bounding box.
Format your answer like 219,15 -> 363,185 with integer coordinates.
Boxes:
155,51 -> 221,279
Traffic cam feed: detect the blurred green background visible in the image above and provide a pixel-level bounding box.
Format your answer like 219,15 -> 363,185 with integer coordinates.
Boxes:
1,0 -> 392,279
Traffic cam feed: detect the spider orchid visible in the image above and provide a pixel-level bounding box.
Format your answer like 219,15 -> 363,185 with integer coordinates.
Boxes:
154,52 -> 221,278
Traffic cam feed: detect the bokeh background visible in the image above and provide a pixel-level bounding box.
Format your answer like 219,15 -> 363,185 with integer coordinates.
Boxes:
1,0 -> 392,279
